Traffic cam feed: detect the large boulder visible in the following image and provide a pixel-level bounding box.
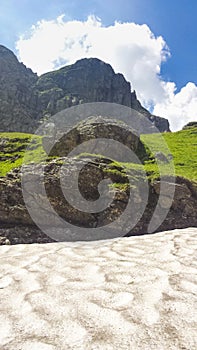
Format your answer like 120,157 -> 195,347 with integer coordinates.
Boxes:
43,116 -> 144,161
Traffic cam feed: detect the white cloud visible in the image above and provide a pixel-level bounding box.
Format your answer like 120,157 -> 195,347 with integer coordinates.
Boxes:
16,15 -> 197,131
153,82 -> 197,130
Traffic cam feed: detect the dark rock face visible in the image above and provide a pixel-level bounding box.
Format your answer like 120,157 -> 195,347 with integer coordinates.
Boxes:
36,58 -> 170,132
0,46 -> 170,133
0,45 -> 39,132
36,58 -> 132,114
0,160 -> 196,245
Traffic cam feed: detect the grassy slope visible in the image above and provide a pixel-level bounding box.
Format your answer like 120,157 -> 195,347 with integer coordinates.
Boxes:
0,128 -> 196,183
0,132 -> 46,176
141,127 -> 197,182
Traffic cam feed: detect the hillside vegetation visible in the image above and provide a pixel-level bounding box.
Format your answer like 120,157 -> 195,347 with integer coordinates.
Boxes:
0,127 -> 196,183
0,133 -> 45,176
141,127 -> 197,182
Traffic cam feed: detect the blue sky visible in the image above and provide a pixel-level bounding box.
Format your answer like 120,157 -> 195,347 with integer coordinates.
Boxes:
0,0 -> 196,130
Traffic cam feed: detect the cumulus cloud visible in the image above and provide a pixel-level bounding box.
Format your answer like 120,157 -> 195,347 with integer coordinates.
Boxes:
16,15 -> 197,131
153,82 -> 197,130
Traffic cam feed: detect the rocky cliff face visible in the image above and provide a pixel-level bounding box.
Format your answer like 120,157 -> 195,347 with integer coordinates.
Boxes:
36,58 -> 132,113
0,45 -> 39,132
0,159 -> 196,245
0,45 -> 170,133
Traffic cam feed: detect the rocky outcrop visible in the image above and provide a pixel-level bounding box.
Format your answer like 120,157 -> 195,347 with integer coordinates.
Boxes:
0,158 -> 196,245
43,116 -> 144,159
36,58 -> 132,113
182,121 -> 197,130
0,45 -> 170,133
0,45 -> 39,132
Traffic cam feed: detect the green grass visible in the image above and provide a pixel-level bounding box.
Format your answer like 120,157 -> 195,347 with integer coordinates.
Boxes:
141,127 -> 197,182
0,127 -> 196,185
0,132 -> 46,176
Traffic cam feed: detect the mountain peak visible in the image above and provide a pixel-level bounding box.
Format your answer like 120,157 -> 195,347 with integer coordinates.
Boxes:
0,44 -> 15,55
74,57 -> 115,71
0,45 -> 170,133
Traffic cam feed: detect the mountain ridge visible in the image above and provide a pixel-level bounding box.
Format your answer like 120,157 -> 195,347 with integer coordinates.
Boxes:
0,45 -> 170,133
